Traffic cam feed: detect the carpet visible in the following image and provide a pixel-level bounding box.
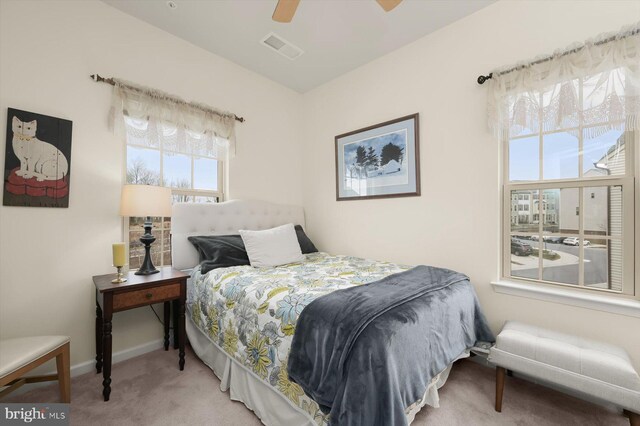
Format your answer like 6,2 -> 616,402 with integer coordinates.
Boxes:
3,347 -> 626,425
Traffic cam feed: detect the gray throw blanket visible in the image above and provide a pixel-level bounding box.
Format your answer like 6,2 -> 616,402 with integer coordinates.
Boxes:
287,265 -> 494,426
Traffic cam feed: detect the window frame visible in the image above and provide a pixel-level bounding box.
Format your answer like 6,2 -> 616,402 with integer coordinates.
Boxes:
123,132 -> 225,270
501,90 -> 636,297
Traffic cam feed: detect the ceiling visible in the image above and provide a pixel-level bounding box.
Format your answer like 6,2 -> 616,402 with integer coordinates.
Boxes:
102,0 -> 495,93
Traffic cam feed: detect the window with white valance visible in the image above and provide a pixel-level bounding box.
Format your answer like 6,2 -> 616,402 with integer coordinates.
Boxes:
487,23 -> 639,296
110,79 -> 236,269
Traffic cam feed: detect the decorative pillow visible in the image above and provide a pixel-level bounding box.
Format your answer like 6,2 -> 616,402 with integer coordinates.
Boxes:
294,225 -> 318,254
188,235 -> 250,274
239,224 -> 305,268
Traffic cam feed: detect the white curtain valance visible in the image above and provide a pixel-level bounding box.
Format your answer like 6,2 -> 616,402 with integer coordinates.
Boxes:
110,78 -> 236,160
487,22 -> 640,139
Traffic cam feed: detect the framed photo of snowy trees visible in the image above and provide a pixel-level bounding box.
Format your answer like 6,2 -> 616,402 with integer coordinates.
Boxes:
335,113 -> 420,201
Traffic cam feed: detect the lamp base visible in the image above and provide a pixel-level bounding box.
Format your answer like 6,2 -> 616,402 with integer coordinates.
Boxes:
135,217 -> 160,276
135,268 -> 159,276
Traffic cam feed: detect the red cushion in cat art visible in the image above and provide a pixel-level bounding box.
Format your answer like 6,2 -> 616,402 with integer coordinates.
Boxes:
5,167 -> 69,198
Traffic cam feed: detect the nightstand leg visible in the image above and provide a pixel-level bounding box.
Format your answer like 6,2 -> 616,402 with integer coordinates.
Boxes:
102,311 -> 113,401
179,297 -> 185,370
172,299 -> 179,350
163,301 -> 170,351
95,303 -> 103,373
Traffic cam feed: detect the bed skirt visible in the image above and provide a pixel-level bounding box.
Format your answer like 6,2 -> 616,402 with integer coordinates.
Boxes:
186,312 -> 467,425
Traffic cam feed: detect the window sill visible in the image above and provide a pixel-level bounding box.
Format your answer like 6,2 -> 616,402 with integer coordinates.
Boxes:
491,280 -> 640,318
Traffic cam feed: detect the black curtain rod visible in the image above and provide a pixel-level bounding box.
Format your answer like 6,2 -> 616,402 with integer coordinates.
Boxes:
476,26 -> 639,85
90,74 -> 245,123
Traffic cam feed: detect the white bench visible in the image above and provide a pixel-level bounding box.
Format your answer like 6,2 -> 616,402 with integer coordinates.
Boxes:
489,322 -> 639,425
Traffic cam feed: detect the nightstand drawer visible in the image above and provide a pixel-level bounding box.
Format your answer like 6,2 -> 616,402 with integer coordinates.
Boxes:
112,283 -> 181,311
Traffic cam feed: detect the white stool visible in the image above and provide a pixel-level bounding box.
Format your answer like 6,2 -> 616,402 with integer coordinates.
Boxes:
489,322 -> 639,426
0,336 -> 70,403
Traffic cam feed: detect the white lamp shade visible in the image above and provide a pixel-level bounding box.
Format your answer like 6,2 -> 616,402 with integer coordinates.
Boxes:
120,185 -> 172,217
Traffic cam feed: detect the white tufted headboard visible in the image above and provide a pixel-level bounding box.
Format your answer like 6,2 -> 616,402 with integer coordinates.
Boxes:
171,199 -> 305,271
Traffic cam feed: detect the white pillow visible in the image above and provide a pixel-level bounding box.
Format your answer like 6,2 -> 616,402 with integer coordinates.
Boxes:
239,224 -> 304,268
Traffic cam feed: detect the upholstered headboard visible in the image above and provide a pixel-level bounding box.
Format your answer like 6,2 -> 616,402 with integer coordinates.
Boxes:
171,199 -> 305,271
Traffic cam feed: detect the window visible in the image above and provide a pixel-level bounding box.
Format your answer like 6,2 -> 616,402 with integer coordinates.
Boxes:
125,118 -> 224,269
504,71 -> 635,296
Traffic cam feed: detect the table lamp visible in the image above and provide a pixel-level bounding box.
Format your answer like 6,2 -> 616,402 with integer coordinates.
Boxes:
120,184 -> 172,275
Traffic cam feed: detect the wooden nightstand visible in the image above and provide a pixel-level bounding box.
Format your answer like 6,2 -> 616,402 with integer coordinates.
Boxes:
93,267 -> 188,402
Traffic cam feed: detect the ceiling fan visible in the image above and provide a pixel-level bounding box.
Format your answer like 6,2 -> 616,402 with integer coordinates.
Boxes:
272,0 -> 403,23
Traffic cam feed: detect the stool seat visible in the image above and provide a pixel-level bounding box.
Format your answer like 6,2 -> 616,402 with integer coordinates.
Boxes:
489,321 -> 640,425
0,336 -> 70,403
0,336 -> 70,378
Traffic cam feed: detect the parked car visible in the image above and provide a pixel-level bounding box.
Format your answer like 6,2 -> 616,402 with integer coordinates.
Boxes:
563,237 -> 590,246
544,236 -> 566,244
530,235 -> 540,241
511,239 -> 533,256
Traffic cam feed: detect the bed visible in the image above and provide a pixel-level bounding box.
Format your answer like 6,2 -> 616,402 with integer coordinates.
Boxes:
171,200 -> 491,426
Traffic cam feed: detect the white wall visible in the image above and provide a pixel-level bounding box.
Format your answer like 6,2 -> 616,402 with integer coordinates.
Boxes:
0,0 -> 302,370
301,0 -> 640,368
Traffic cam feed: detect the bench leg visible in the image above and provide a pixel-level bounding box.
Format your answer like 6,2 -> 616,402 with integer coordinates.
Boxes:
495,366 -> 506,412
56,342 -> 71,403
624,410 -> 640,426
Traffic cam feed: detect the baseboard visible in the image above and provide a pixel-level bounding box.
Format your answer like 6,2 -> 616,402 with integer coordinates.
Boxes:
466,355 -> 622,414
5,333 -> 170,396
70,336 -> 167,377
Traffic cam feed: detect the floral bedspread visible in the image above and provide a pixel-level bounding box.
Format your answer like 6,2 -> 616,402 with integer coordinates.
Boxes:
188,252 -> 410,425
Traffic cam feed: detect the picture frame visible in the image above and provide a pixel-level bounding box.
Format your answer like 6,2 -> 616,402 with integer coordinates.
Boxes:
335,113 -> 420,201
3,108 -> 73,208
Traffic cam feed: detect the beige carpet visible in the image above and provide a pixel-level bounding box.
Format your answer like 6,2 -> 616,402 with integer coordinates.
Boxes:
4,347 -> 627,425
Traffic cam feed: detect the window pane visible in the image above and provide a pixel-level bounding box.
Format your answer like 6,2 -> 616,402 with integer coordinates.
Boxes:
509,136 -> 539,181
194,157 -> 218,191
172,194 -> 193,203
583,128 -> 625,176
541,236 -> 578,286
510,236 -> 539,280
510,189 -> 538,234
126,146 -> 160,185
543,131 -> 578,180
194,196 -> 218,203
163,153 -> 191,189
585,239 -> 622,292
583,185 -> 622,237
544,188 -> 578,234
160,217 -> 171,267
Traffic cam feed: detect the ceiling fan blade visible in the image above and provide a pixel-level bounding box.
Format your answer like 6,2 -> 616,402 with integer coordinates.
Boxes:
376,0 -> 402,12
273,0 -> 301,23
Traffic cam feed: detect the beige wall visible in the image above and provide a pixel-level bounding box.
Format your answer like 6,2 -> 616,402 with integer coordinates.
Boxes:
301,0 -> 640,368
0,0 -> 302,369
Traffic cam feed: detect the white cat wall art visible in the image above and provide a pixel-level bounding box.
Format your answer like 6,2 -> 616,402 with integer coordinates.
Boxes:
12,117 -> 69,181
4,108 -> 73,208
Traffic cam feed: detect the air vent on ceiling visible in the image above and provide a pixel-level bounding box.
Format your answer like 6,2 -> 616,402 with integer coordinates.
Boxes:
260,32 -> 304,60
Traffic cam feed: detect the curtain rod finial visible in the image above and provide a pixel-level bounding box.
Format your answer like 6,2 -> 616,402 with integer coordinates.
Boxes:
477,73 -> 493,85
